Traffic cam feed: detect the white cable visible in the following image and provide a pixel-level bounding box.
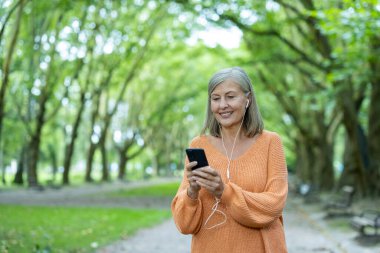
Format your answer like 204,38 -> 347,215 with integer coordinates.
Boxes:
204,197 -> 227,230
204,109 -> 246,229
220,116 -> 245,181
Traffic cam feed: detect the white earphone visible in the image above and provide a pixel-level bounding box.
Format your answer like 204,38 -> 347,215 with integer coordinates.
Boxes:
209,98 -> 249,230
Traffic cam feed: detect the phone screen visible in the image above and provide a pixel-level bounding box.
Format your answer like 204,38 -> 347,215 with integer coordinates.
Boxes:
185,148 -> 209,170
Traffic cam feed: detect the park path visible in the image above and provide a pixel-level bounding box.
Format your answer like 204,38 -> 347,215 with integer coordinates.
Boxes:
1,179 -> 378,253
96,219 -> 191,253
96,195 -> 379,253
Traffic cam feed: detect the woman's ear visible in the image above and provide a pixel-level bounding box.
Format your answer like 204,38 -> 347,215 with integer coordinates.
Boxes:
245,92 -> 251,109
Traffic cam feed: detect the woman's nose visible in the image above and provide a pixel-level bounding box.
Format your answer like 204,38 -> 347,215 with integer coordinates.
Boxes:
219,98 -> 228,108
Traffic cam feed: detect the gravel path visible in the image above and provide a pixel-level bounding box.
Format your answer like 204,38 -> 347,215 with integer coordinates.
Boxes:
96,219 -> 191,253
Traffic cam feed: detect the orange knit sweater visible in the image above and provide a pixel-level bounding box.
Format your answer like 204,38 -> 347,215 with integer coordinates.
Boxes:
171,130 -> 288,253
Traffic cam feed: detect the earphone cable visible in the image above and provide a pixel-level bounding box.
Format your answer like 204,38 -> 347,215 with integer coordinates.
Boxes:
204,109 -> 246,229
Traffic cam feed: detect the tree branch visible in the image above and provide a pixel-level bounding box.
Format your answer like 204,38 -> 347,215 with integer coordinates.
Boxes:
107,9 -> 166,121
220,13 -> 327,71
129,144 -> 145,160
0,0 -> 24,44
257,68 -> 309,137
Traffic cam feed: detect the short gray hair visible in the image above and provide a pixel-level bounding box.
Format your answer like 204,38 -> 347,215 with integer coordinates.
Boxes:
201,67 -> 264,137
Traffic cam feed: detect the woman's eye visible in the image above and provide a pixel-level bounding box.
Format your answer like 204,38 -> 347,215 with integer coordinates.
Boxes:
211,97 -> 220,101
227,96 -> 235,99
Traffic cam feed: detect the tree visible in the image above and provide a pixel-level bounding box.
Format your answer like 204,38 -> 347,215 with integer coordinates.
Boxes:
0,0 -> 25,184
186,0 -> 380,195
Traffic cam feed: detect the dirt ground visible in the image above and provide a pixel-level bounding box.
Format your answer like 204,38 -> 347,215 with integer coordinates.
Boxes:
0,178 -> 379,253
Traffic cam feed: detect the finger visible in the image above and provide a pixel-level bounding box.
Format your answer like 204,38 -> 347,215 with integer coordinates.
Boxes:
195,176 -> 218,189
189,176 -> 199,183
193,169 -> 219,180
196,179 -> 217,192
197,166 -> 219,176
192,170 -> 210,180
188,174 -> 199,183
186,161 -> 198,171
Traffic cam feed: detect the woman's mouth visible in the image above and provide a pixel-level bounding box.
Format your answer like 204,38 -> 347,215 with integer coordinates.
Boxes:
219,111 -> 233,118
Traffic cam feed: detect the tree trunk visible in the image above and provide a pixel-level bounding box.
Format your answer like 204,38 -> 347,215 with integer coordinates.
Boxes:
62,90 -> 86,185
338,87 -> 369,196
27,86 -> 51,187
339,134 -> 356,188
315,115 -> 335,190
151,154 -> 158,178
368,35 -> 380,196
306,142 -> 317,187
294,136 -> 307,183
117,143 -> 130,180
13,145 -> 27,185
118,153 -> 128,180
0,144 -> 5,185
315,138 -> 334,190
28,133 -> 41,187
26,13 -> 62,188
84,86 -> 102,183
97,22 -> 160,181
61,8 -> 90,184
48,143 -> 58,183
117,137 -> 145,180
338,129 -> 368,191
156,155 -> 162,177
100,135 -> 109,181
85,143 -> 97,182
294,131 -> 334,191
0,0 -> 24,157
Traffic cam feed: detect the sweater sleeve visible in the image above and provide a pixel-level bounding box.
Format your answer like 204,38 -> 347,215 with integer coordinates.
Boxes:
171,138 -> 204,235
220,133 -> 288,228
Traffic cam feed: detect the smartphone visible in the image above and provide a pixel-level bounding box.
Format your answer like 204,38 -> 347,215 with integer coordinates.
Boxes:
185,148 -> 209,170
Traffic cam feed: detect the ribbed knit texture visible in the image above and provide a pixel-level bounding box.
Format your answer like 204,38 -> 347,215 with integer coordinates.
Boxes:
171,130 -> 288,253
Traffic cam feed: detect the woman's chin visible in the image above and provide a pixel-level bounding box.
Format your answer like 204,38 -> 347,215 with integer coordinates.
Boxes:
218,120 -> 238,128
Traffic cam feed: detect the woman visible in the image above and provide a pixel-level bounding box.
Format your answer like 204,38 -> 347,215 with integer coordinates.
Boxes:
171,67 -> 288,253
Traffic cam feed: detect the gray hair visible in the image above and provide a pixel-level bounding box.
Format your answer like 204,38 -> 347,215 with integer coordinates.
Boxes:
201,67 -> 264,137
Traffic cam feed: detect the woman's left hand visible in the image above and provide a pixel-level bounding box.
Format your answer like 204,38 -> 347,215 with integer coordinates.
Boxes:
192,166 -> 224,199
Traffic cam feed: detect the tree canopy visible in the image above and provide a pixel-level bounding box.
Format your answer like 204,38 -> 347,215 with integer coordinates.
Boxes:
0,0 -> 379,196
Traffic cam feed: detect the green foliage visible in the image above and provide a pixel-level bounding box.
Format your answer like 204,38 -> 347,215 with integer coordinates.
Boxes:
1,0 -> 378,194
0,205 -> 171,253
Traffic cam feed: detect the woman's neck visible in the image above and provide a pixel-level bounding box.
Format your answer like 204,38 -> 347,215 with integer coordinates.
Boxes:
220,126 -> 245,144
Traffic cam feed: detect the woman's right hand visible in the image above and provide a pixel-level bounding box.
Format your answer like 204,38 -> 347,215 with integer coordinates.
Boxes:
186,161 -> 201,199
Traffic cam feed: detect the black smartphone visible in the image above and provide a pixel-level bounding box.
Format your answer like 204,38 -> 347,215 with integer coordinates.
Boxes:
185,148 -> 209,170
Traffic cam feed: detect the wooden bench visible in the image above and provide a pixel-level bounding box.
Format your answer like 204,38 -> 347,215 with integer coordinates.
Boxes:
351,210 -> 380,236
325,185 -> 355,217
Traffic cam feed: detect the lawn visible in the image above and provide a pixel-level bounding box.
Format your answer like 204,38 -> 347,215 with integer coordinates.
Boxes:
107,182 -> 181,198
0,205 -> 170,253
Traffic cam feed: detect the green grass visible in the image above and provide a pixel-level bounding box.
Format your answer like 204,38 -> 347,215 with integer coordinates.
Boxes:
325,217 -> 352,232
107,182 -> 181,198
0,205 -> 171,253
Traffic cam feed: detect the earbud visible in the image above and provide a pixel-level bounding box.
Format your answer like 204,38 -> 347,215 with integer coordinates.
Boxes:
245,100 -> 249,109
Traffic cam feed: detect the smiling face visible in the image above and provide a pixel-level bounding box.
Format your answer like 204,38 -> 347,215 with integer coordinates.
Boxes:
210,79 -> 248,129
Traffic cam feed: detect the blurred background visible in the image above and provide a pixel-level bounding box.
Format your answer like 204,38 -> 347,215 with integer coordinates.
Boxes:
0,0 -> 379,252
